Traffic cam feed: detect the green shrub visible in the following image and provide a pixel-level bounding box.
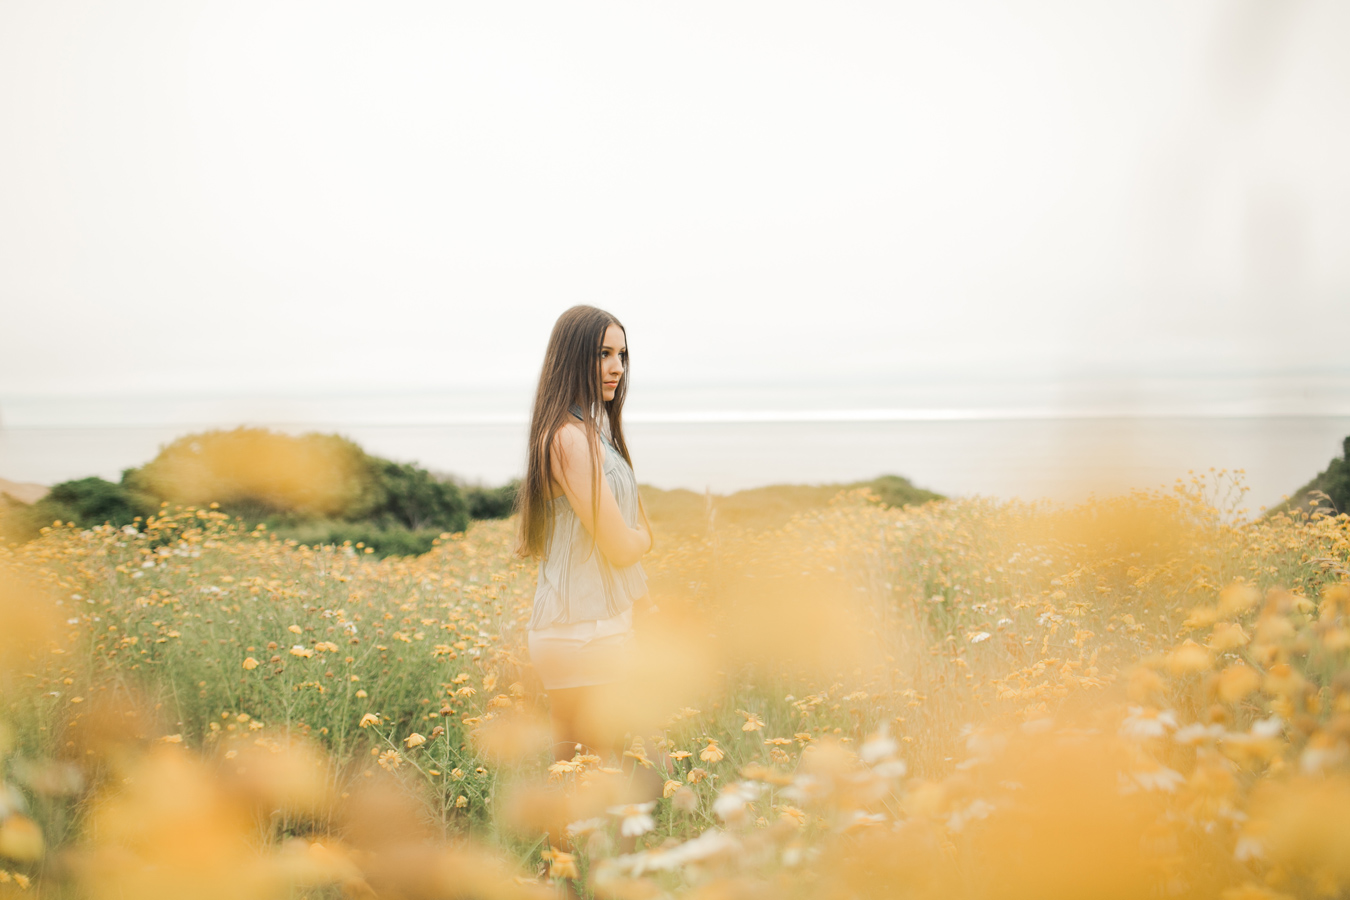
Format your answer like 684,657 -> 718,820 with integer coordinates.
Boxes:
126,428 -> 375,519
364,459 -> 469,533
40,477 -> 150,528
0,476 -> 154,543
1284,435 -> 1350,515
273,520 -> 445,558
465,480 -> 519,520
122,428 -> 471,542
863,474 -> 945,508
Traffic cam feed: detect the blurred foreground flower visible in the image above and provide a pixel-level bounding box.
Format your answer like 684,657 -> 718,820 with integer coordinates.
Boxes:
0,815 -> 43,862
130,428 -> 372,518
541,847 -> 578,880
77,743 -> 339,900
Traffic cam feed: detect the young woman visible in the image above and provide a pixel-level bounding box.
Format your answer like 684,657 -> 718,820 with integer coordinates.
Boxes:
517,305 -> 654,764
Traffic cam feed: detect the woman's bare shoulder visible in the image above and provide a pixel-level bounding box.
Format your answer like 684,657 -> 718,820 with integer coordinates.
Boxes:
551,421 -> 604,466
551,421 -> 587,450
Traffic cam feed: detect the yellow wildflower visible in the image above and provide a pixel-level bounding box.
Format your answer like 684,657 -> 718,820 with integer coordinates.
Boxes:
0,815 -> 44,861
1217,664 -> 1261,704
1167,640 -> 1212,674
542,847 -> 578,880
624,737 -> 654,769
1208,623 -> 1250,652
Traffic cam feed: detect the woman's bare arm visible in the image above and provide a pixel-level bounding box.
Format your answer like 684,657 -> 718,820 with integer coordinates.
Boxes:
550,423 -> 651,567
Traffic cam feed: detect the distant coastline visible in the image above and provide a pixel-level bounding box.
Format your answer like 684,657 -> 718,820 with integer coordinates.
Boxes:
4,377 -> 1350,508
0,477 -> 47,505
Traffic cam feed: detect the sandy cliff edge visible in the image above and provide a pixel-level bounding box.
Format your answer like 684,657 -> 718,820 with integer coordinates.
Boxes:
0,478 -> 49,504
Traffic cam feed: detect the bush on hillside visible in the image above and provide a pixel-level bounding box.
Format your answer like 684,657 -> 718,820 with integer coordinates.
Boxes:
0,476 -> 154,541
113,429 -> 470,556
464,480 -> 519,520
864,473 -> 944,508
0,428 -> 504,554
123,428 -> 471,532
363,459 -> 469,534
1285,435 -> 1350,515
46,476 -> 153,526
276,520 -> 446,558
127,428 -> 376,519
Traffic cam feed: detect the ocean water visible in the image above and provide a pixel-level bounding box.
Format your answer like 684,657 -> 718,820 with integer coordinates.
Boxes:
2,374 -> 1348,510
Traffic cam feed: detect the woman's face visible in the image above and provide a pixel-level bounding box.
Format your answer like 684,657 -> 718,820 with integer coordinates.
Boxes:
598,323 -> 627,402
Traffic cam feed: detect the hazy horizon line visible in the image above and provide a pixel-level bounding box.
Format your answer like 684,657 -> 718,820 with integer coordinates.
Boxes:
3,364 -> 1350,403
5,406 -> 1350,430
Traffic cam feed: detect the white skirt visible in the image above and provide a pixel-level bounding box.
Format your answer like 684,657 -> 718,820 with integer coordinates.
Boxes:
527,608 -> 635,690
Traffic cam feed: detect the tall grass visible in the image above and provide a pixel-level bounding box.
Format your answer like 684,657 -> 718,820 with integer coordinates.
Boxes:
1,472 -> 1348,898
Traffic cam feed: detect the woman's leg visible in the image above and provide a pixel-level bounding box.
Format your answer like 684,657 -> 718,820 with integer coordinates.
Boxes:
545,686 -> 661,856
546,686 -> 661,787
545,685 -> 610,766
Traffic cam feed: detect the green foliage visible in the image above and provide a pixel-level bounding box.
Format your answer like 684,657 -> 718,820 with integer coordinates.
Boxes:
2,476 -> 153,541
4,421 -> 935,558
115,429 -> 476,555
274,520 -> 445,558
1282,435 -> 1350,516
464,479 -> 519,520
51,475 -> 151,525
363,459 -> 469,533
127,428 -> 377,520
864,473 -> 945,508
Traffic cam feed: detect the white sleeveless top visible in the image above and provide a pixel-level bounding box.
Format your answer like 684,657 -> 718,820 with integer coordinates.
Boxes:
528,430 -> 648,630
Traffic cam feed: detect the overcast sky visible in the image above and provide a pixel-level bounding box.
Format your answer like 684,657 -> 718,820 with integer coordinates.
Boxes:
2,0 -> 1348,398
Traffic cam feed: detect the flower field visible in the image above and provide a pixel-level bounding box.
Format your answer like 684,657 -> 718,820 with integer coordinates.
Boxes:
1,472 -> 1349,899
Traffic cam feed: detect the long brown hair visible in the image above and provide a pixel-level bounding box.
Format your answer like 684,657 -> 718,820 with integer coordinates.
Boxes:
516,305 -> 635,558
